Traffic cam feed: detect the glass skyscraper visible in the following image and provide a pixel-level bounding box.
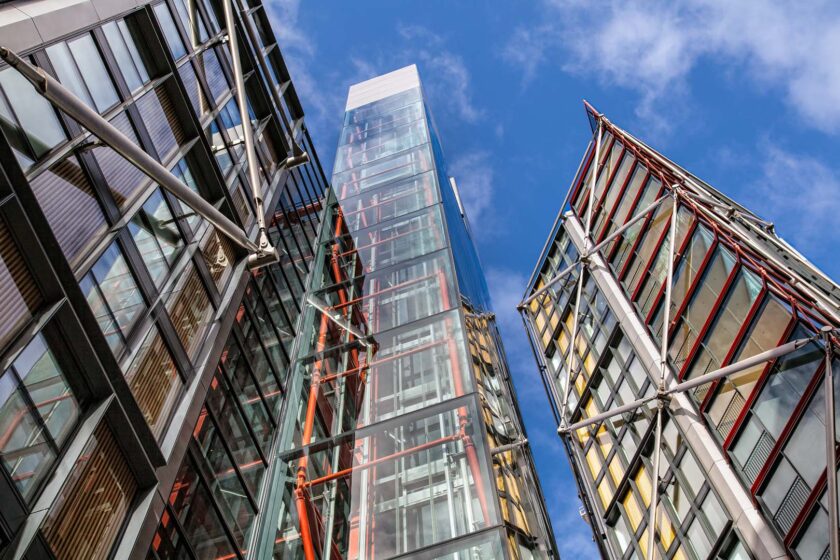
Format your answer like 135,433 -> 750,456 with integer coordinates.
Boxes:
521,103 -> 840,560
251,65 -> 558,560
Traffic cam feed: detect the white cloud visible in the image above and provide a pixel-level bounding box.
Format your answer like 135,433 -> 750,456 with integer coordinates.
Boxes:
744,144 -> 840,260
503,0 -> 840,134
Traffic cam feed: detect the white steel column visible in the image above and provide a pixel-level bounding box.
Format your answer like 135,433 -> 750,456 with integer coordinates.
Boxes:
559,121 -> 602,422
646,188 -> 678,560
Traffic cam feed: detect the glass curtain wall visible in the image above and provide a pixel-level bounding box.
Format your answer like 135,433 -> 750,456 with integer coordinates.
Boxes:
258,81 -> 555,560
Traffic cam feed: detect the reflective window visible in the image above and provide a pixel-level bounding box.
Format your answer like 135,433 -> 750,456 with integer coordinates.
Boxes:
81,242 -> 146,354
706,296 -> 791,439
102,19 -> 150,92
91,112 -> 149,210
154,2 -> 187,60
731,328 -> 823,484
136,81 -> 185,161
129,189 -> 184,286
668,246 -> 736,372
0,332 -> 80,500
196,47 -> 229,103
46,34 -> 119,113
0,67 -> 67,168
683,268 -> 762,401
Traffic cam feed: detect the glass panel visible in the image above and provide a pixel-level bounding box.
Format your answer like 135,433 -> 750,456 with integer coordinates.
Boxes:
89,242 -> 147,340
0,333 -> 79,500
706,296 -> 791,439
0,217 -> 43,349
92,112 -> 149,210
668,246 -> 736,372
29,156 -> 106,266
684,268 -> 762,401
136,82 -> 185,161
154,3 -> 187,60
67,34 -> 119,112
102,20 -> 150,92
129,189 -> 184,286
0,67 -> 67,167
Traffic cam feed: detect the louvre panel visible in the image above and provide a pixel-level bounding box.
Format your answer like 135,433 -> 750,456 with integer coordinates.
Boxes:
41,423 -> 137,560
0,217 -> 42,349
774,475 -> 810,535
29,156 -> 107,267
136,83 -> 186,161
716,391 -> 745,440
124,329 -> 183,439
744,430 -> 775,484
178,61 -> 210,118
92,112 -> 148,210
200,227 -> 236,289
167,267 -> 214,358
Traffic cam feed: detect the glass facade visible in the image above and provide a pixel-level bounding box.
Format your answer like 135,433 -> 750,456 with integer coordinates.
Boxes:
522,107 -> 840,560
0,0 -> 329,558
249,68 -> 556,560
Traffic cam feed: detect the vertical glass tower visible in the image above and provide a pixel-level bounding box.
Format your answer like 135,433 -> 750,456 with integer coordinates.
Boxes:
256,65 -> 558,559
521,103 -> 840,560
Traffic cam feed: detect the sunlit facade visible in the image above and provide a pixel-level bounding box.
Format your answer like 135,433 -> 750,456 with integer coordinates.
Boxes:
251,65 -> 558,560
0,1 -> 329,558
521,105 -> 840,560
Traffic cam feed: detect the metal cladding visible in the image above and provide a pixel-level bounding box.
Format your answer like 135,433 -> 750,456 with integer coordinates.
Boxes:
521,104 -> 840,560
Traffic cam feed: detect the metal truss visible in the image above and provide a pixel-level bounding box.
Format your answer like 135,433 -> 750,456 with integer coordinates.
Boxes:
518,115 -> 840,560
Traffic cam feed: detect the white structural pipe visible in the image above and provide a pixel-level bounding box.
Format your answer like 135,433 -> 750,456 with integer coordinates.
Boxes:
0,45 -> 259,256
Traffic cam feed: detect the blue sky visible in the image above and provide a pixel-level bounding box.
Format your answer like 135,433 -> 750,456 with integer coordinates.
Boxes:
265,1 -> 840,557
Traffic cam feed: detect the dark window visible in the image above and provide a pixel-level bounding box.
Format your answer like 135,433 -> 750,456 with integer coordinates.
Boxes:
129,189 -> 184,286
0,332 -> 80,500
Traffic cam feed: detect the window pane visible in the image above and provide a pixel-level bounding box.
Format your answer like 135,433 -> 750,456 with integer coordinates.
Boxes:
102,20 -> 150,92
129,189 -> 184,286
0,68 -> 67,167
67,34 -> 119,112
136,82 -> 185,161
91,112 -> 149,210
166,266 -> 214,359
91,242 -> 146,338
154,3 -> 187,60
30,156 -> 106,266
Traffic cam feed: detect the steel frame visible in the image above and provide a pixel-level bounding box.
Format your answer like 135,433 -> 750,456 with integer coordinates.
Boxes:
520,104 -> 840,560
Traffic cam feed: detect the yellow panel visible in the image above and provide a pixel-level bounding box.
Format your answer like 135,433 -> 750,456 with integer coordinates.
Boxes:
623,491 -> 644,530
608,456 -> 625,485
586,447 -> 602,478
635,466 -> 652,507
598,478 -> 613,508
658,505 -> 676,551
596,426 -> 612,458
